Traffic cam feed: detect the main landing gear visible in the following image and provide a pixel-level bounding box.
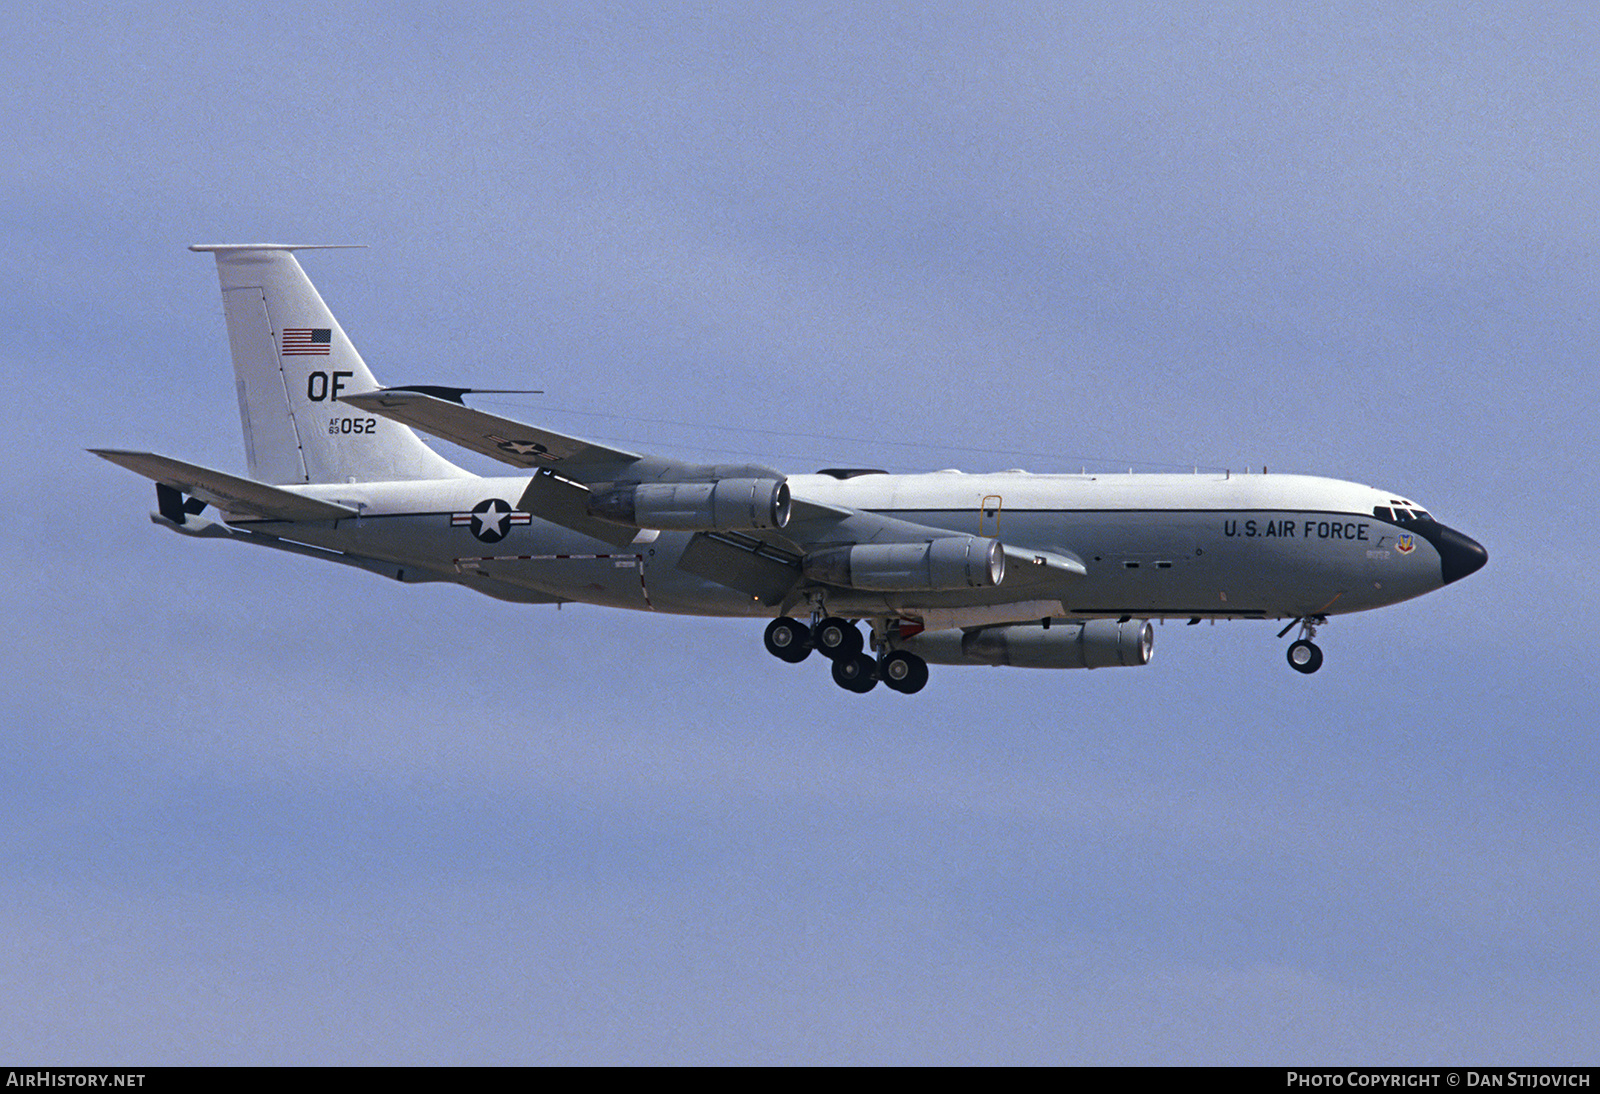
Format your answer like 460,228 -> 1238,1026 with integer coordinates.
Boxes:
879,649 -> 930,694
1278,615 -> 1328,674
762,615 -> 929,694
763,616 -> 813,663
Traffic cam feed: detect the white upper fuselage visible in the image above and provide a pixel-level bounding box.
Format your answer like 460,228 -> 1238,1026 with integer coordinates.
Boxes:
787,468 -> 1379,515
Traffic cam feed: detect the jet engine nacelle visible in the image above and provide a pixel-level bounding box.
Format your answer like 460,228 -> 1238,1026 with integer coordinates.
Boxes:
901,619 -> 1154,669
588,478 -> 791,531
804,536 -> 1005,592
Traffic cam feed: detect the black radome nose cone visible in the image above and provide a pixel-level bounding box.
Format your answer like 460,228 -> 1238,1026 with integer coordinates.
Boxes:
1438,526 -> 1488,585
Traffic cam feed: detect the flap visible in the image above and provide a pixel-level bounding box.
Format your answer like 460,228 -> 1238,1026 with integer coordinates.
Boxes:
515,468 -> 645,549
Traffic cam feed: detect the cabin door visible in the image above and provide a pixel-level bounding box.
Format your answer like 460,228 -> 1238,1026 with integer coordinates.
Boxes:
979,495 -> 1002,536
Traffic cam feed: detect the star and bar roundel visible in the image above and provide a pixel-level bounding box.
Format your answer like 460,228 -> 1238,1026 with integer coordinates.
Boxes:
451,498 -> 532,543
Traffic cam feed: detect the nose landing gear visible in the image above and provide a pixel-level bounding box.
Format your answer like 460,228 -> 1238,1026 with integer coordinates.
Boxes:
1278,615 -> 1328,674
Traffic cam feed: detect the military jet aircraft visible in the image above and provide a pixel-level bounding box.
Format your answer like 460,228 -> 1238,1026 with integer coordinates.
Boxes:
94,245 -> 1487,694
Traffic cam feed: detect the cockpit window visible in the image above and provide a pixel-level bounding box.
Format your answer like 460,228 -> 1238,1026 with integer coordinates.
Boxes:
1374,504 -> 1435,525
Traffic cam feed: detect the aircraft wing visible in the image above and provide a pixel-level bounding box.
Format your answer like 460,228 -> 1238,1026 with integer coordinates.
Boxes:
331,391 -> 1087,603
340,388 -> 641,475
90,449 -> 358,522
784,499 -> 1084,574
674,496 -> 1086,607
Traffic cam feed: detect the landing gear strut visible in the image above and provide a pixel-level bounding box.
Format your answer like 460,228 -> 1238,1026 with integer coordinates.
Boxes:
1279,615 -> 1327,674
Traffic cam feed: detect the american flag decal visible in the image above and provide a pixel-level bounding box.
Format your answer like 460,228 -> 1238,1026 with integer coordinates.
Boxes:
282,328 -> 332,355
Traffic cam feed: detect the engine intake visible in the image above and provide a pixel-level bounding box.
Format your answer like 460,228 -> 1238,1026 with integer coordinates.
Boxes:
804,536 -> 1004,592
588,478 -> 791,531
901,619 -> 1154,669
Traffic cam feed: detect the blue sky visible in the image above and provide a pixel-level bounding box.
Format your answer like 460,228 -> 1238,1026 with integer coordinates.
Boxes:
4,0 -> 1595,1063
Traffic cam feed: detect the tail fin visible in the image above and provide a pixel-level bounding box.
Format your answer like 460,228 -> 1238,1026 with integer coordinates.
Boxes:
191,244 -> 467,484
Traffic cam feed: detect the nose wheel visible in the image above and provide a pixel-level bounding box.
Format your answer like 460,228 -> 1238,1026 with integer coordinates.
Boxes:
1286,639 -> 1324,674
1279,615 -> 1328,674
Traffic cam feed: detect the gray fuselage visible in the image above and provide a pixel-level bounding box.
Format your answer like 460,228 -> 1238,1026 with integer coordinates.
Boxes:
242,469 -> 1478,625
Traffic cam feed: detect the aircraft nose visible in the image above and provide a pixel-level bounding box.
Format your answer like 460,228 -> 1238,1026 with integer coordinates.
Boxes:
1437,525 -> 1488,585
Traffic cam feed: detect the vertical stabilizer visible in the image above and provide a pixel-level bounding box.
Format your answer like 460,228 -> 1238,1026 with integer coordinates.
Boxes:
191,245 -> 467,484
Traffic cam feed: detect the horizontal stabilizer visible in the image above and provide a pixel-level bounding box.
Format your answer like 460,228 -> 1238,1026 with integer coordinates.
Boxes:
90,449 -> 357,522
341,389 -> 640,475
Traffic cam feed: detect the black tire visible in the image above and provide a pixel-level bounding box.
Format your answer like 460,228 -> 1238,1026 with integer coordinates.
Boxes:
763,617 -> 812,663
814,616 -> 863,661
881,651 -> 929,694
831,652 -> 879,693
1287,639 -> 1324,674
